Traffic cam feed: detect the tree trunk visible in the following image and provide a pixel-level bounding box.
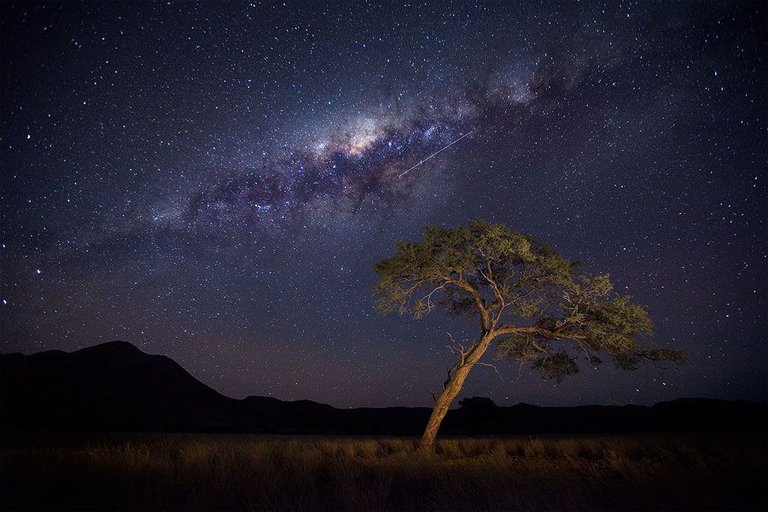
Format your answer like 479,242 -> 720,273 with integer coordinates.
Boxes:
417,334 -> 494,453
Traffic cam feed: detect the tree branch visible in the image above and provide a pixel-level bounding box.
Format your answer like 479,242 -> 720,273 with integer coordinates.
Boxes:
476,361 -> 504,382
418,283 -> 449,314
447,278 -> 490,331
494,324 -> 587,341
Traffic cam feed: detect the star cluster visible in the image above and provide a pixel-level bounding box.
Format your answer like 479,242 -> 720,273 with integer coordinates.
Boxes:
1,1 -> 765,407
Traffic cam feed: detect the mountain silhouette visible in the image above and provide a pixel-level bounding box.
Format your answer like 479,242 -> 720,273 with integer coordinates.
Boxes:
0,341 -> 248,431
1,341 -> 764,434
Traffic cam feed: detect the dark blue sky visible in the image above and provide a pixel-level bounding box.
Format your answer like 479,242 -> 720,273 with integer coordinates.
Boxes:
1,1 -> 765,407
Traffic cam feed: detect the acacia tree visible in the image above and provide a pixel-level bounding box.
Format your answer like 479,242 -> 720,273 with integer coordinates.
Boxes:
375,221 -> 685,453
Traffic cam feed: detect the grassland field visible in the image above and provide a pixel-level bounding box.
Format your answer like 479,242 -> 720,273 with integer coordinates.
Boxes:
1,432 -> 765,511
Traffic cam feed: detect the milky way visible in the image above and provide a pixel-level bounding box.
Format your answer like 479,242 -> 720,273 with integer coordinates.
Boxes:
1,1 -> 765,408
147,54 -> 593,240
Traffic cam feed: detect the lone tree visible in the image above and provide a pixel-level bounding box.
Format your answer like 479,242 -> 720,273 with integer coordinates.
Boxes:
374,221 -> 685,453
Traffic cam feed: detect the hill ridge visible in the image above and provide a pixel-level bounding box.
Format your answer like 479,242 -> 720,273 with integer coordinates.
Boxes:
1,341 -> 765,434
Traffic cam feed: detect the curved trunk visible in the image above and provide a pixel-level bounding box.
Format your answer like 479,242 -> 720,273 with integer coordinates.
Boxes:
417,334 -> 494,453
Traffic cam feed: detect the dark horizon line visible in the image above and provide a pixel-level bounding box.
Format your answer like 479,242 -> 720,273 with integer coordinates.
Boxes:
3,339 -> 764,411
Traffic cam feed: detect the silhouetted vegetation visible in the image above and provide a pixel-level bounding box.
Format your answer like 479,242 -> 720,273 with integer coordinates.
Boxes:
2,433 -> 764,511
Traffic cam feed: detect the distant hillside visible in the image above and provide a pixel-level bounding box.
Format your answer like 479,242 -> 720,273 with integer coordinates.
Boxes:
1,341 -> 765,435
0,341 -> 248,432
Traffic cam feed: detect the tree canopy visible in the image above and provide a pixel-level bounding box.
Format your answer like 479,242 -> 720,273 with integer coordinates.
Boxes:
376,221 -> 685,381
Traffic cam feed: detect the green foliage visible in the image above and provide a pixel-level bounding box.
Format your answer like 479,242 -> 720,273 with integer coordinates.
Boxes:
375,221 -> 685,381
531,350 -> 580,382
374,221 -> 573,318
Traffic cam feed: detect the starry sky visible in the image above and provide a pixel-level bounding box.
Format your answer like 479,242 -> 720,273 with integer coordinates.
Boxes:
1,1 -> 766,408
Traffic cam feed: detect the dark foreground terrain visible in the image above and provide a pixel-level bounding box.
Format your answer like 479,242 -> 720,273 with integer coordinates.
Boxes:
1,432 -> 765,511
2,342 -> 766,510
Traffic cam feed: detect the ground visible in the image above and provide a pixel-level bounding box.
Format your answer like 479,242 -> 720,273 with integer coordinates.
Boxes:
1,432 -> 765,511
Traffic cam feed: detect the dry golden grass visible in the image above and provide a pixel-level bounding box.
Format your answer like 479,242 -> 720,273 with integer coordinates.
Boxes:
1,433 -> 765,511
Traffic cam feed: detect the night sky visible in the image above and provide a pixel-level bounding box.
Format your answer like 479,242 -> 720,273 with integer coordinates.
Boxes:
1,1 -> 765,408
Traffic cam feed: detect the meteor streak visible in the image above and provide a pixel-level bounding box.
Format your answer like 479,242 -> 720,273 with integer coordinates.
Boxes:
398,129 -> 475,178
